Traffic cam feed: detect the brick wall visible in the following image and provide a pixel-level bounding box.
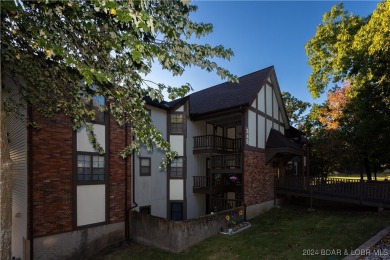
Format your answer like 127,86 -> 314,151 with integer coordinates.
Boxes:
109,116 -> 131,223
31,111 -> 73,237
243,150 -> 277,206
31,112 -> 131,237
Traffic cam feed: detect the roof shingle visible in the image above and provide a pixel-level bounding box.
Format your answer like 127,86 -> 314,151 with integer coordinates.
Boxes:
189,66 -> 274,117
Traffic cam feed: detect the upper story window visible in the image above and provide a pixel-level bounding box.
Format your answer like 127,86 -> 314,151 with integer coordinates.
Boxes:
85,96 -> 105,124
170,113 -> 183,134
170,157 -> 184,178
140,157 -> 151,176
77,154 -> 105,182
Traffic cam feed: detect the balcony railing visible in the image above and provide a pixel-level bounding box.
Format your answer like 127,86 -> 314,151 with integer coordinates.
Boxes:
212,153 -> 241,170
193,175 -> 241,194
210,198 -> 242,212
193,176 -> 230,188
193,135 -> 241,153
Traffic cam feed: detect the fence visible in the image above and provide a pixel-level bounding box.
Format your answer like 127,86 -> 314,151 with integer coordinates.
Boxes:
129,207 -> 244,252
275,176 -> 390,208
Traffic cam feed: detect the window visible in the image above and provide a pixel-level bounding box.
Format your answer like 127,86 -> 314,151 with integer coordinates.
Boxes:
171,202 -> 183,221
139,206 -> 151,215
85,96 -> 105,124
170,157 -> 184,177
77,154 -> 105,181
140,157 -> 151,176
170,113 -> 183,134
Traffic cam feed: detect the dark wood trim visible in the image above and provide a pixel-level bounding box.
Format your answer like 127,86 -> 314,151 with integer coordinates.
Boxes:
183,102 -> 187,220
169,111 -> 185,135
75,152 -> 106,185
166,112 -> 170,218
105,112 -> 110,224
248,105 -> 283,126
73,112 -> 109,228
72,129 -> 77,230
241,111 -> 246,206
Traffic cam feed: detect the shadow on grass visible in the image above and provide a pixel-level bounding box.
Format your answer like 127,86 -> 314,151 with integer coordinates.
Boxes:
96,202 -> 390,260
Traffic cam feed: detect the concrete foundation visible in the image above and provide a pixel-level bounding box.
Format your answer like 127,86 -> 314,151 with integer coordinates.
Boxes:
246,199 -> 284,219
33,222 -> 125,260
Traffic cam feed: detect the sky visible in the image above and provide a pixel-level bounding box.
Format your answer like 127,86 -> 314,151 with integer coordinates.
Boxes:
146,1 -> 379,105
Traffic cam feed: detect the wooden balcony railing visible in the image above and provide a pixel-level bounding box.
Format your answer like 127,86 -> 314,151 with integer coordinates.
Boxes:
193,135 -> 241,152
212,153 -> 241,170
193,175 -> 242,194
210,198 -> 242,212
193,176 -> 230,189
275,176 -> 390,207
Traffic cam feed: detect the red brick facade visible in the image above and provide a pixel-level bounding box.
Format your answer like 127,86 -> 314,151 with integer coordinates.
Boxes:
109,116 -> 131,223
243,150 -> 277,206
31,112 -> 74,237
30,111 -> 131,237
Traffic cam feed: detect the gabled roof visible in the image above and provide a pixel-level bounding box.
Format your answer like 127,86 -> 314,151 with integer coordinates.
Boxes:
189,66 -> 274,117
265,129 -> 304,163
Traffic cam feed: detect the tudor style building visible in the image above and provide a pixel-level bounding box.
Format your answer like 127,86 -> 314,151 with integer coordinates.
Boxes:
5,65 -> 307,259
133,66 -> 308,220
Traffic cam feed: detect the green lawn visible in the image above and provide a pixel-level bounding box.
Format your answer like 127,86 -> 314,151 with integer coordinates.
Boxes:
97,204 -> 390,260
328,174 -> 390,181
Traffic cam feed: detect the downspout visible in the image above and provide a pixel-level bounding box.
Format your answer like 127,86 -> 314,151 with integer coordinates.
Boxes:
240,106 -> 246,220
28,106 -> 34,260
130,134 -> 138,210
124,123 -> 129,240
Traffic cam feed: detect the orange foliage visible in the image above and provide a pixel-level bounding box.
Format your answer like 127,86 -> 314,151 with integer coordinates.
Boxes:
319,83 -> 352,130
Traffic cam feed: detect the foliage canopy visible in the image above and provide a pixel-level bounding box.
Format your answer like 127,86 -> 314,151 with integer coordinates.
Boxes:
1,0 -> 237,166
305,0 -> 390,178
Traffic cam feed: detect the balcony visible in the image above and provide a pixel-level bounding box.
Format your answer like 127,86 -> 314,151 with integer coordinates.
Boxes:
193,135 -> 241,154
211,153 -> 241,174
193,175 -> 241,194
210,198 -> 242,212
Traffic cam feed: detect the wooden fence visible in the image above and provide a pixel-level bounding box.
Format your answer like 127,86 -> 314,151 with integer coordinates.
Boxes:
275,176 -> 390,208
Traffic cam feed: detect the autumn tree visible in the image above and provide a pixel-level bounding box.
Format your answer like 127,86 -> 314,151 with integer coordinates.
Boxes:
305,1 -> 390,180
0,1 -> 237,258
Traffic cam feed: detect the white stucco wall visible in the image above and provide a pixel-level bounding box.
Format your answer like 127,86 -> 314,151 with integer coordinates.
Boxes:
77,124 -> 106,152
170,179 -> 184,200
134,106 -> 168,218
186,120 -> 207,219
77,185 -> 106,226
248,110 -> 256,147
170,135 -> 184,156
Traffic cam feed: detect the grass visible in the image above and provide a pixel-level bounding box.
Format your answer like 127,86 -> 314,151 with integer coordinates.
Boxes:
327,174 -> 390,181
96,203 -> 390,260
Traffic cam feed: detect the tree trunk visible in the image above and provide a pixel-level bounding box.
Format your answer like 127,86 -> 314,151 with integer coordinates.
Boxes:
364,156 -> 372,181
0,106 -> 13,260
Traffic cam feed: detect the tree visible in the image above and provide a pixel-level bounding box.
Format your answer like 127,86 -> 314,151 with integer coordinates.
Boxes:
305,1 -> 390,180
281,91 -> 311,128
1,1 -> 237,258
